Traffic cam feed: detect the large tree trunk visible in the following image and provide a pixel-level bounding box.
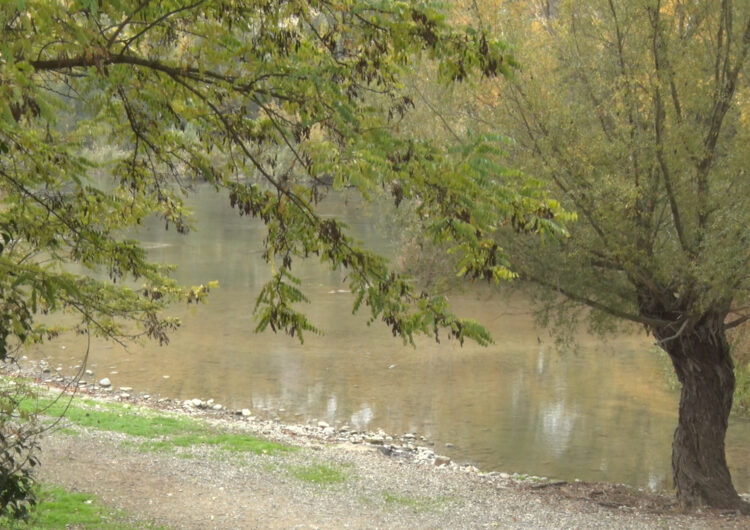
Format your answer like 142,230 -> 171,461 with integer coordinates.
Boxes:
655,312 -> 749,513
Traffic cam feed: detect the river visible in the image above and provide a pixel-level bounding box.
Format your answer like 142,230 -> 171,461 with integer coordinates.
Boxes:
26,185 -> 750,492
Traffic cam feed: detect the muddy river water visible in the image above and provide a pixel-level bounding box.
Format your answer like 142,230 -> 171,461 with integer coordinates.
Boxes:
27,186 -> 750,492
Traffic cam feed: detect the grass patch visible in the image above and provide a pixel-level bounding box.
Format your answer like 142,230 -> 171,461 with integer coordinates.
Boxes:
288,463 -> 349,485
21,395 -> 205,437
21,393 -> 292,457
56,426 -> 79,436
141,432 -> 290,455
0,486 -> 161,529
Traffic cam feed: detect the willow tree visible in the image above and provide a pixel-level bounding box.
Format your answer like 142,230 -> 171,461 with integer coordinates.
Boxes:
476,0 -> 750,511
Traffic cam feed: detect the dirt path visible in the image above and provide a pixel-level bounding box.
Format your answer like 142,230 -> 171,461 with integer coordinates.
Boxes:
37,425 -> 749,529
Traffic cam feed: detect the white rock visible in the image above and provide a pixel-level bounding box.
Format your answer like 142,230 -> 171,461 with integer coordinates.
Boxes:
241,408 -> 252,417
212,404 -> 222,411
98,377 -> 111,387
119,387 -> 133,392
85,369 -> 93,376
317,421 -> 330,429
434,456 -> 451,466
191,398 -> 203,408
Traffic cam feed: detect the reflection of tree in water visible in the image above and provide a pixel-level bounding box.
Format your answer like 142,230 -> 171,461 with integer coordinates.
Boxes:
25,190 -> 750,492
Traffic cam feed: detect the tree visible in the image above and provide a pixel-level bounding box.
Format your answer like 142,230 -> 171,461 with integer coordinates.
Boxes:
0,0 -> 566,516
470,0 -> 750,511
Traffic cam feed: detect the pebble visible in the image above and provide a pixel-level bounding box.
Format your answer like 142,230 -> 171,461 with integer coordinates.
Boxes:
98,378 -> 111,388
241,408 -> 252,417
212,404 -> 222,411
119,387 -> 133,392
317,421 -> 330,429
85,369 -> 93,376
434,456 -> 451,466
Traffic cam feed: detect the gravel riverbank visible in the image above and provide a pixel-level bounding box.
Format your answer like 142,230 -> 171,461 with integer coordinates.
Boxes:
4,359 -> 750,528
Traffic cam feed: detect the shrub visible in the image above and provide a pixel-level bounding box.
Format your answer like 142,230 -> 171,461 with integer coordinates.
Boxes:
0,379 -> 40,520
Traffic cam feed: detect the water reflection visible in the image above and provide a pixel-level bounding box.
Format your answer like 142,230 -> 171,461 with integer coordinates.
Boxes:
24,185 -> 750,493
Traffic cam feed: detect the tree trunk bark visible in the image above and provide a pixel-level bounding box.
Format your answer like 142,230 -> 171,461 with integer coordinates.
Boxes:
655,312 -> 749,513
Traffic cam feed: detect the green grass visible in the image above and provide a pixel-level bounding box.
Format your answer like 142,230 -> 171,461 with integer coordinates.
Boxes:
0,486 -> 162,529
288,463 -> 349,485
54,426 -> 79,436
141,432 -> 290,455
21,393 -> 292,457
22,396 -> 204,437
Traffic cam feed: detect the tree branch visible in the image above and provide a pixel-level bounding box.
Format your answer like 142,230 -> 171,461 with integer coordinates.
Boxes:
649,4 -> 692,255
523,273 -> 670,328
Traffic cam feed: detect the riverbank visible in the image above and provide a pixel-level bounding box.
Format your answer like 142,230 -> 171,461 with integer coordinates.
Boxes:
3,360 -> 750,528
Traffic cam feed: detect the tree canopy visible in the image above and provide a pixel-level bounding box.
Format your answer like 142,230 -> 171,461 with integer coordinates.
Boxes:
0,0 -> 577,518
0,0 -> 568,362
